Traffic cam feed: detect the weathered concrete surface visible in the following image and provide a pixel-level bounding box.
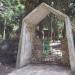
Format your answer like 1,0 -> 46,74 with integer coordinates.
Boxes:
65,17 -> 75,71
16,23 -> 32,68
8,64 -> 71,75
16,2 -> 75,72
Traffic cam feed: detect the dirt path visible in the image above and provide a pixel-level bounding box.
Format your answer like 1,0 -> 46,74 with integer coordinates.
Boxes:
8,64 -> 72,75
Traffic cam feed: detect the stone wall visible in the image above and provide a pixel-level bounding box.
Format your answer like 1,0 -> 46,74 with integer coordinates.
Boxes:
32,36 -> 70,66
61,37 -> 70,66
32,36 -> 43,63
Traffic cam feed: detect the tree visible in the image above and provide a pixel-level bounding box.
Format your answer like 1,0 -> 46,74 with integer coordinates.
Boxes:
0,0 -> 25,40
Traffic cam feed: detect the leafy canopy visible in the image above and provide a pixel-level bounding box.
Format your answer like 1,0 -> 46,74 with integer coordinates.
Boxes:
0,0 -> 25,39
0,0 -> 25,31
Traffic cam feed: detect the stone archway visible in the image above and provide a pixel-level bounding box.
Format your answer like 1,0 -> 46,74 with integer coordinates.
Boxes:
16,3 -> 75,72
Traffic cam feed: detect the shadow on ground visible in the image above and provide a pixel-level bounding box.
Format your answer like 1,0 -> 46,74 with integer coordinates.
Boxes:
0,38 -> 19,75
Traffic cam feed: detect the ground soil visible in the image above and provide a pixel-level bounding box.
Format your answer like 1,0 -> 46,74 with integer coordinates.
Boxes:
0,49 -> 16,75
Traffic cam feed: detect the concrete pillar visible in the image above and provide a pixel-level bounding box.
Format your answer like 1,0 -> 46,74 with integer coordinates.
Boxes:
65,17 -> 75,72
16,22 -> 32,68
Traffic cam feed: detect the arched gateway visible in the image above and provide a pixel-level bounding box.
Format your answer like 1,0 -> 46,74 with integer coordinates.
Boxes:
16,3 -> 75,72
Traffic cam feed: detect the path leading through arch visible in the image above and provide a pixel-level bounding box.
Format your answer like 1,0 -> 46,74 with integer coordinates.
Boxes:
8,64 -> 72,75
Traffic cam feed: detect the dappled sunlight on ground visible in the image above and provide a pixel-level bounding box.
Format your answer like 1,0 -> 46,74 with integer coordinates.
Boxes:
8,64 -> 72,75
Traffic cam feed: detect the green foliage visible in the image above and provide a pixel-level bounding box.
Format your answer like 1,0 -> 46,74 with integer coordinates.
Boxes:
43,37 -> 51,55
0,0 -> 25,39
57,20 -> 64,39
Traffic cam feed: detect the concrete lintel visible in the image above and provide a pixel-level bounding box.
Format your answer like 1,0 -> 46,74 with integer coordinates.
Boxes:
23,3 -> 67,25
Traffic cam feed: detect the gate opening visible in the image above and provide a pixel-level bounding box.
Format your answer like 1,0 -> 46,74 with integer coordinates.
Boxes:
32,14 -> 70,66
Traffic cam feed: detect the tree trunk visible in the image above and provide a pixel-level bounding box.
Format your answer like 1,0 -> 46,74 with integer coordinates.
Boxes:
3,18 -> 6,40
